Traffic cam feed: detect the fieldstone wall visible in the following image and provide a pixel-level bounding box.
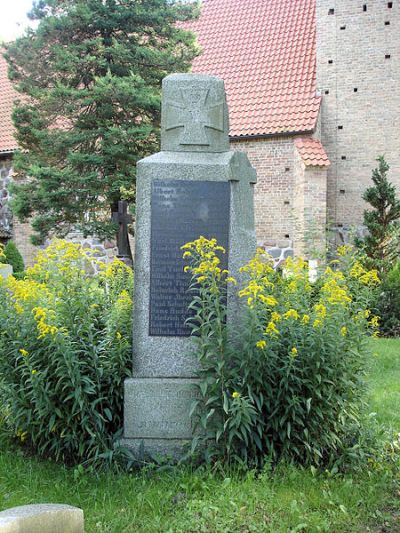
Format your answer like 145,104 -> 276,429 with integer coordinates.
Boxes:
0,157 -> 13,239
64,230 -> 118,272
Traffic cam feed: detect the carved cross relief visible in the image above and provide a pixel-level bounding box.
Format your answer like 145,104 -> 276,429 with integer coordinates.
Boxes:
164,87 -> 224,146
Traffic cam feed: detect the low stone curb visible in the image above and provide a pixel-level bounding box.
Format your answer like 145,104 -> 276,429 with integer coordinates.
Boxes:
0,504 -> 84,533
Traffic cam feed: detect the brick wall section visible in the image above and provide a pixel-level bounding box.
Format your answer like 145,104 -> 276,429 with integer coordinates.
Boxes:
12,219 -> 38,267
231,137 -> 295,246
316,0 -> 400,232
231,136 -> 327,259
293,147 -> 328,258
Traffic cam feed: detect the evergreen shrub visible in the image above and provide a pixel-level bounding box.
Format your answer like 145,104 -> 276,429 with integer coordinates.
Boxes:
0,240 -> 133,465
183,239 -> 380,468
0,240 -> 25,275
376,261 -> 400,337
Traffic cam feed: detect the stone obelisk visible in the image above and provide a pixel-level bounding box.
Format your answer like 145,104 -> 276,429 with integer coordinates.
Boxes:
123,73 -> 257,458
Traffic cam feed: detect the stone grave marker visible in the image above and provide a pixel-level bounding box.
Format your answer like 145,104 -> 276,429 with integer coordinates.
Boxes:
123,73 -> 257,458
0,504 -> 84,533
0,264 -> 12,280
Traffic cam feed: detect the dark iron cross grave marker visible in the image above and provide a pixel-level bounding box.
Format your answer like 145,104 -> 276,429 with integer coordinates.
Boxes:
112,200 -> 133,264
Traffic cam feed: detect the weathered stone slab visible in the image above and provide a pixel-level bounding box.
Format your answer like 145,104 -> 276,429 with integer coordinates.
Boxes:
124,378 -> 200,440
0,264 -> 12,280
0,504 -> 84,533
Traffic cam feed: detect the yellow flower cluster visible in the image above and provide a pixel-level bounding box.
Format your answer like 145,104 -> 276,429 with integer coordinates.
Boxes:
256,339 -> 267,349
266,320 -> 279,337
16,429 -> 28,443
182,236 -> 233,286
232,391 -> 241,399
27,239 -> 94,279
99,258 -> 132,280
115,289 -> 132,310
283,309 -> 299,320
321,278 -> 352,305
349,260 -> 380,286
239,248 -> 274,277
336,244 -> 353,257
33,307 -> 59,339
7,276 -> 51,308
290,347 -> 298,358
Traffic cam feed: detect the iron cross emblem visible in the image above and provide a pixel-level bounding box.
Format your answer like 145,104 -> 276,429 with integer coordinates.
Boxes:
164,87 -> 224,145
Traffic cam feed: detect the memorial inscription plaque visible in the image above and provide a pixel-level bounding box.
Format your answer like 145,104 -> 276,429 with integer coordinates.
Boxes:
150,179 -> 230,336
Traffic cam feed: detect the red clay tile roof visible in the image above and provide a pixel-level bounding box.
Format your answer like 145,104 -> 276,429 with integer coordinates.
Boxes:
0,51 -> 18,153
185,0 -> 321,138
295,137 -> 330,167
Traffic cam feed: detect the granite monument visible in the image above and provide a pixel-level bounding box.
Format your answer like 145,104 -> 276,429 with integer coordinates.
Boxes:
123,73 -> 257,458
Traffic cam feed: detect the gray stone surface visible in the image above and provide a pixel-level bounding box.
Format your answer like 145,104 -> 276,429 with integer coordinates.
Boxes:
124,378 -> 200,439
161,73 -> 229,153
0,264 -> 12,280
124,73 -> 257,458
0,504 -> 84,533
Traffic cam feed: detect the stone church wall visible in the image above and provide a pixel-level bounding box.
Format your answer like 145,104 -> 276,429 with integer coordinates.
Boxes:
317,0 -> 400,240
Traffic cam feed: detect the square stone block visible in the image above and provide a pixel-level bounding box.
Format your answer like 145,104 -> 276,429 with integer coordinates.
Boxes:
124,378 -> 200,440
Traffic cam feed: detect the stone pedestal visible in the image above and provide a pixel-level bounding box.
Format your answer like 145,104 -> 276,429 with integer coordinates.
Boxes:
123,74 -> 257,459
0,264 -> 12,280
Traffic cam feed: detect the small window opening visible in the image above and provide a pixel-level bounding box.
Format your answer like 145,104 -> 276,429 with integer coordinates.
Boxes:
338,125 -> 343,130
285,167 -> 290,172
385,54 -> 391,59
388,2 -> 393,8
325,89 -> 330,95
340,189 -> 346,194
284,200 -> 290,205
284,234 -> 290,239
354,87 -> 358,92
340,25 -> 346,30
363,4 -> 367,11
328,59 -> 333,64
385,20 -> 390,25
341,155 -> 347,160
328,8 -> 335,14
337,223 -> 343,228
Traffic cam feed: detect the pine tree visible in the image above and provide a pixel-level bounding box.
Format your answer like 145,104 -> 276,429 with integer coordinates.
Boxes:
358,156 -> 400,274
5,0 -> 198,244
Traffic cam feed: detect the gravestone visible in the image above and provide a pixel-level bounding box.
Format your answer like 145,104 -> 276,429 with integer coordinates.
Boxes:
0,264 -> 12,280
123,73 -> 257,458
112,200 -> 133,266
0,504 -> 84,533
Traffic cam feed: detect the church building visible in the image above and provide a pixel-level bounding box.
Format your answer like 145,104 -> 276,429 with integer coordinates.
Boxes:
0,0 -> 399,264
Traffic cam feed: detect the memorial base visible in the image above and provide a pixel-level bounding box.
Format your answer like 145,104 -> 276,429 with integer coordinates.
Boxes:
123,377 -> 200,460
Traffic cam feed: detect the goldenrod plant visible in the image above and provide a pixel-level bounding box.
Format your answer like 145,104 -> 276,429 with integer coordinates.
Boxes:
0,240 -> 133,466
183,238 -> 381,467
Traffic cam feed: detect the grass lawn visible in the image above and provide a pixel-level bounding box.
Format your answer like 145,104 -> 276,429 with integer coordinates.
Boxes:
0,338 -> 399,532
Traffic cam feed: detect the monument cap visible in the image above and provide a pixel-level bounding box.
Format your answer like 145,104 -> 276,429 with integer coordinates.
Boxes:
161,73 -> 230,153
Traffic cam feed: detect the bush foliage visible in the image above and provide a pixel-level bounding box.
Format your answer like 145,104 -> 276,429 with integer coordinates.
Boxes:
0,240 -> 25,275
0,240 -> 133,465
375,261 -> 400,337
183,239 -> 380,468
